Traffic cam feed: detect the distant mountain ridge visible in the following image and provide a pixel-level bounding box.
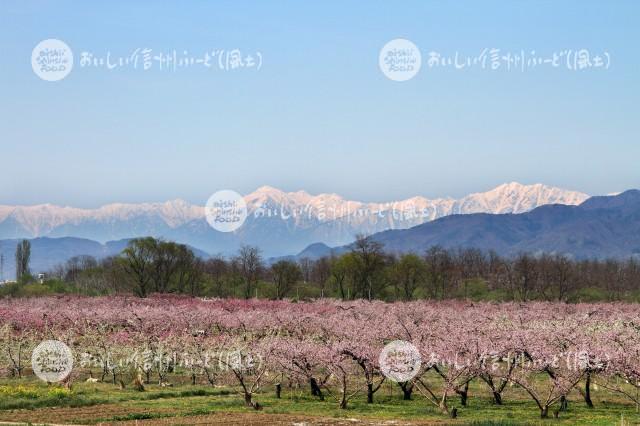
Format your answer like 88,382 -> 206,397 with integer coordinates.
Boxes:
0,183 -> 589,257
309,190 -> 640,260
0,237 -> 210,282
2,188 -> 635,282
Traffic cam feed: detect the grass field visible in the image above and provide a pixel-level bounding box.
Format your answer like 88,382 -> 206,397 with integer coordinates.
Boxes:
1,376 -> 638,425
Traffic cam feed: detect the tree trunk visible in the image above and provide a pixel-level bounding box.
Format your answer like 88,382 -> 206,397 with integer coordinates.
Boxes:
584,372 -> 594,408
560,395 -> 568,411
310,377 -> 324,400
540,406 -> 549,418
339,379 -> 348,409
367,383 -> 374,403
275,383 -> 282,399
456,382 -> 469,407
399,382 -> 413,400
480,374 -> 505,405
244,392 -> 261,410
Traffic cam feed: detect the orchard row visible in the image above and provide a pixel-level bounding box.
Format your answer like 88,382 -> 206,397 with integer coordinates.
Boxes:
1,295 -> 639,418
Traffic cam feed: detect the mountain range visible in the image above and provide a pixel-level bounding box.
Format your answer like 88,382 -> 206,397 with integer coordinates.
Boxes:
297,190 -> 640,261
0,182 -> 588,259
3,184 -> 638,281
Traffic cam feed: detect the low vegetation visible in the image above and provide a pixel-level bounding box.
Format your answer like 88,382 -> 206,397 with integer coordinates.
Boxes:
3,235 -> 640,302
0,377 -> 638,425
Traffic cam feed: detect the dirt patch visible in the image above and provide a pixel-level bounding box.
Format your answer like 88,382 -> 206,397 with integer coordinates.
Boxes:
103,412 -> 444,425
1,408 -> 447,426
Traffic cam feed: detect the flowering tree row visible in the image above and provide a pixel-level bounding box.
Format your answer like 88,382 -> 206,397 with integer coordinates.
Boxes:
1,295 -> 639,418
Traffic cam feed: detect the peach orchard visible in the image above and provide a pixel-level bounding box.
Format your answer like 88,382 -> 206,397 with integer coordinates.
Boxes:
1,295 -> 639,418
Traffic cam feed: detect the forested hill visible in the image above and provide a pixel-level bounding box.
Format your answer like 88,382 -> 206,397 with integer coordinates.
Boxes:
362,190 -> 640,259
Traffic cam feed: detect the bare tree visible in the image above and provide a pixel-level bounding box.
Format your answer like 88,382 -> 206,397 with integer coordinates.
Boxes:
235,245 -> 263,299
424,246 -> 453,299
298,257 -> 312,283
271,260 -> 302,299
514,253 -> 538,301
351,234 -> 385,300
312,257 -> 331,297
204,256 -> 230,297
392,253 -> 426,300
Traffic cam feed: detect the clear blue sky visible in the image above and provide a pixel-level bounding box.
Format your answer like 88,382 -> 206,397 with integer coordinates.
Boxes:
0,0 -> 638,207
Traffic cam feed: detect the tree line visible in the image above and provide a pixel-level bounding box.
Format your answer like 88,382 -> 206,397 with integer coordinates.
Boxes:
11,235 -> 635,302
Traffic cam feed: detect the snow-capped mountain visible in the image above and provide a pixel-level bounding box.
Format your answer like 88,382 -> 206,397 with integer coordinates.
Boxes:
0,183 -> 589,257
350,190 -> 640,260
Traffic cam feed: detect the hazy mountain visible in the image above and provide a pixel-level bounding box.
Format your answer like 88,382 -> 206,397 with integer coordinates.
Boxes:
0,200 -> 201,241
0,183 -> 589,257
335,190 -> 640,260
0,237 -> 210,281
297,242 -> 334,259
0,237 -> 118,281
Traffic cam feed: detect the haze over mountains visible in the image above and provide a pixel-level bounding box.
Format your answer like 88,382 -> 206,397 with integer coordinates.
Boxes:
0,183 -> 587,257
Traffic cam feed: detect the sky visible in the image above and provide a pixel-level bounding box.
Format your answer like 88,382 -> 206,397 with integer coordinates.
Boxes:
0,0 -> 638,207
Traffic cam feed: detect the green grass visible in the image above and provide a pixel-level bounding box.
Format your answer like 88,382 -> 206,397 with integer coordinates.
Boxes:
0,377 -> 639,425
0,380 -> 231,411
